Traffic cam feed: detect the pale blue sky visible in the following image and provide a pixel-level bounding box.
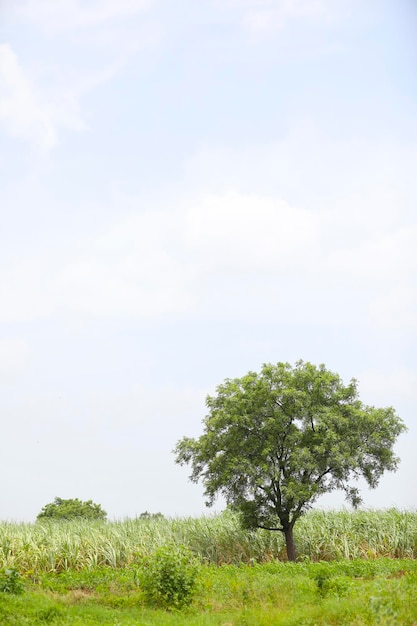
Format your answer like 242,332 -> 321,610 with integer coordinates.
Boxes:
1,0 -> 416,521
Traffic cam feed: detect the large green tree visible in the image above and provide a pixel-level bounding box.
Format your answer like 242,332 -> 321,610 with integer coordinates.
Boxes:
36,497 -> 107,521
174,361 -> 406,561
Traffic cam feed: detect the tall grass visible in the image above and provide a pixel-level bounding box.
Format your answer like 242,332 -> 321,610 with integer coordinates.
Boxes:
0,509 -> 415,573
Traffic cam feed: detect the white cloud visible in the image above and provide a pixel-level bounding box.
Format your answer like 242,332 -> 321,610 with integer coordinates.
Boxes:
184,191 -> 319,272
181,128 -> 417,325
324,225 -> 417,282
57,256 -> 194,318
56,211 -> 197,317
217,0 -> 344,33
53,192 -> 321,319
0,183 -> 415,326
0,120 -> 415,324
9,0 -> 152,34
0,191 -> 316,321
359,368 -> 417,406
0,260 -> 56,322
1,0 -> 160,150
6,0 -> 162,59
0,338 -> 31,379
244,1 -> 330,32
0,44 -> 57,149
84,383 -> 206,440
369,285 -> 417,329
0,44 -> 91,150
183,123 -> 417,210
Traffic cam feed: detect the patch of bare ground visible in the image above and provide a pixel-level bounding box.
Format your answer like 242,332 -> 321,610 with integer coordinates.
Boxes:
60,589 -> 96,603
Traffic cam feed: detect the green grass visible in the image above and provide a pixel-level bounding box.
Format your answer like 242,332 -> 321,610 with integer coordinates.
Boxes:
0,558 -> 416,624
0,510 -> 416,624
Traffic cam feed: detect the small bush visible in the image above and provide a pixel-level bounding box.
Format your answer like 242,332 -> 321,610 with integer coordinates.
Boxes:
0,568 -> 25,594
138,543 -> 200,610
311,564 -> 351,598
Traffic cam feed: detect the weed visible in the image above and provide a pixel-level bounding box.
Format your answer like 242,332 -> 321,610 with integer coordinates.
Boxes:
36,606 -> 63,622
138,543 -> 201,610
0,568 -> 25,594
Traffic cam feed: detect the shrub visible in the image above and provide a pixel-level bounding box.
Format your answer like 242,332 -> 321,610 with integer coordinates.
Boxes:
138,543 -> 200,610
310,564 -> 352,598
0,568 -> 25,594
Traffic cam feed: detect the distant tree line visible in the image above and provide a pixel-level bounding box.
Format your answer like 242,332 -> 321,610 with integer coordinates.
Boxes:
36,498 -> 164,522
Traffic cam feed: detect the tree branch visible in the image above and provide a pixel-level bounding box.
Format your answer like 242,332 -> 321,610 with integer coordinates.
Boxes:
256,523 -> 284,533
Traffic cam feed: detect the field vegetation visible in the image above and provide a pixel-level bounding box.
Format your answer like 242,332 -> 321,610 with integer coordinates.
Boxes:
0,509 -> 416,624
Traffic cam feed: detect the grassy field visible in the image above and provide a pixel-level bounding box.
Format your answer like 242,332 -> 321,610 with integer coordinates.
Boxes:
0,509 -> 416,624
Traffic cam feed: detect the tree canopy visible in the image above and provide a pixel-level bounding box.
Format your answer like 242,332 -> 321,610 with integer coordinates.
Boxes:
174,361 -> 406,560
138,511 -> 165,520
36,497 -> 107,521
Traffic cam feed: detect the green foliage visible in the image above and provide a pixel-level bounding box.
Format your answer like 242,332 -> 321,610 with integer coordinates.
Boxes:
138,543 -> 201,610
35,606 -> 63,622
310,564 -> 352,598
36,497 -> 107,521
0,558 -> 416,624
0,568 -> 25,594
0,509 -> 416,574
138,512 -> 165,520
175,361 -> 407,560
0,510 -> 416,575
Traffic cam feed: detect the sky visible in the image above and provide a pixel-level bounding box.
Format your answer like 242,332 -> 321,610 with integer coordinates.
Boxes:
0,0 -> 416,522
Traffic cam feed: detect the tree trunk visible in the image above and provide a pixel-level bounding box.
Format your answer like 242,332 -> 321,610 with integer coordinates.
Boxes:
284,526 -> 297,561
